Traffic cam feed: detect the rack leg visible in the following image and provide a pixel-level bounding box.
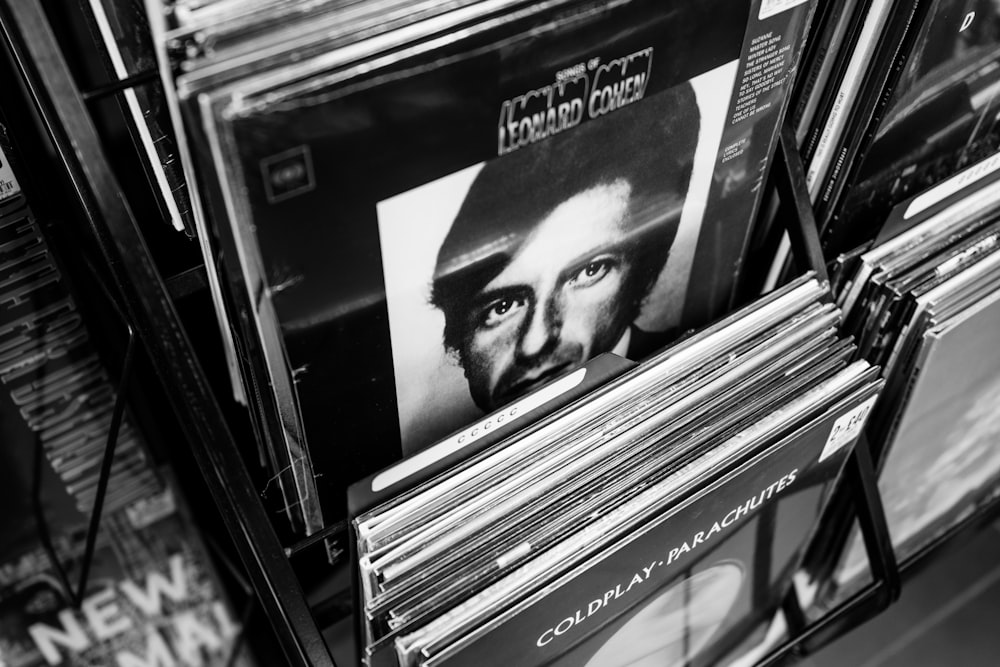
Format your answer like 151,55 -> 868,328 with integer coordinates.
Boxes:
848,435 -> 901,606
74,327 -> 136,602
773,122 -> 829,284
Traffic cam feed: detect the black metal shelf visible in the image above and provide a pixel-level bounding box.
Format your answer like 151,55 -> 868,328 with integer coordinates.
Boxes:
1,2 -> 996,666
752,124 -> 1000,666
0,1 -> 336,664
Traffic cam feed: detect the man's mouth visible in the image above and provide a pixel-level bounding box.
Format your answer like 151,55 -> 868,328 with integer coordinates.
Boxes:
497,362 -> 576,403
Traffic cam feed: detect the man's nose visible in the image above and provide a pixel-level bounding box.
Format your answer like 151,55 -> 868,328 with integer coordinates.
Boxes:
518,301 -> 560,359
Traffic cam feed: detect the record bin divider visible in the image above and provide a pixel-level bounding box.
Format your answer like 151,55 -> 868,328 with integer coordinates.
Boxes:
27,242 -> 140,609
30,315 -> 137,609
753,125 -> 902,666
0,1 -> 339,665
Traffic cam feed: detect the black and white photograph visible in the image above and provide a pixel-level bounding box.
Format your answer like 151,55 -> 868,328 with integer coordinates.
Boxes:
377,65 -> 735,454
13,1 -> 1000,666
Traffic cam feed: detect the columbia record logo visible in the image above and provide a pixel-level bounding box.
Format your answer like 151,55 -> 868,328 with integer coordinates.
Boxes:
261,146 -> 315,203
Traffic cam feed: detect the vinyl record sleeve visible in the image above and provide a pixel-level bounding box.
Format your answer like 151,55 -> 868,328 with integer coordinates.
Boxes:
355,293 -> 840,583
762,0 -> 924,293
171,0 -> 488,95
810,0 -> 927,223
201,0 -> 817,520
790,0 -> 865,148
402,382 -> 881,667
794,0 -> 870,160
353,276 -> 829,561
871,150 -> 1000,248
380,362 -> 881,664
141,0 -> 249,420
361,318 -> 848,640
868,244 -> 1000,448
842,210 -> 996,354
837,166 -> 1000,318
824,0 -> 1000,255
836,285 -> 1000,587
85,0 -> 194,234
347,352 -> 636,517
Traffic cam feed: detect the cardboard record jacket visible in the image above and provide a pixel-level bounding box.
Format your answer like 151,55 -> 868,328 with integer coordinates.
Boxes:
834,251 -> 1000,591
196,0 -> 818,525
824,0 -> 1000,256
85,0 -> 194,234
347,352 -> 638,518
391,383 -> 881,667
877,284 -> 1000,562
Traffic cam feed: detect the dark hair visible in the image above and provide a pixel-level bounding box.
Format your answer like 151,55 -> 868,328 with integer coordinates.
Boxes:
431,82 -> 700,357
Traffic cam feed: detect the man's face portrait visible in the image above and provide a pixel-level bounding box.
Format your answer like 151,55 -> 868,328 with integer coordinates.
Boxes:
461,180 -> 636,410
431,81 -> 701,413
376,62 -> 737,454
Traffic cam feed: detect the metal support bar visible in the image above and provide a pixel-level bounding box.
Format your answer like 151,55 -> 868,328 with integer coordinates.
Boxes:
0,2 -> 335,664
773,123 -> 829,285
31,437 -> 75,603
75,327 -> 136,600
846,435 -> 901,606
81,68 -> 159,101
759,485 -> 1000,667
286,519 -> 348,558
756,581 -> 890,667
752,129 -> 901,664
166,263 -> 209,300
752,434 -> 899,665
31,326 -> 136,608
204,534 -> 256,667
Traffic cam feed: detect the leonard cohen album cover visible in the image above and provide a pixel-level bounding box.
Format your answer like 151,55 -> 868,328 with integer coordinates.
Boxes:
377,64 -> 735,454
207,0 -> 815,516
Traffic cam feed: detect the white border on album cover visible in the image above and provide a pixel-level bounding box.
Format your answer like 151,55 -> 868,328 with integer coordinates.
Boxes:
377,61 -> 738,455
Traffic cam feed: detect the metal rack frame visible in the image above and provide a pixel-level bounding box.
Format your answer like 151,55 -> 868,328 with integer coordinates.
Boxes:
2,2 -> 999,665
0,1 -> 336,664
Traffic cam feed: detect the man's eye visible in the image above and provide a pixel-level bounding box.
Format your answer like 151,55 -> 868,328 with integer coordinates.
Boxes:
481,298 -> 526,328
569,259 -> 613,287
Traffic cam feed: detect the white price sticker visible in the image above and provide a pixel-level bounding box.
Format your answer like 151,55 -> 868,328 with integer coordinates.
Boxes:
759,0 -> 809,20
820,395 -> 878,462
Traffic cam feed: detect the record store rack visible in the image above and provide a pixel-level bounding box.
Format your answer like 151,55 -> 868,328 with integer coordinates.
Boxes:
1,1 -> 999,665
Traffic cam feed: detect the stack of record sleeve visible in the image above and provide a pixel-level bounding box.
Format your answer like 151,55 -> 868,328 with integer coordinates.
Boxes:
352,275 -> 883,667
83,0 -> 194,234
145,0 -> 819,538
824,151 -> 1000,594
